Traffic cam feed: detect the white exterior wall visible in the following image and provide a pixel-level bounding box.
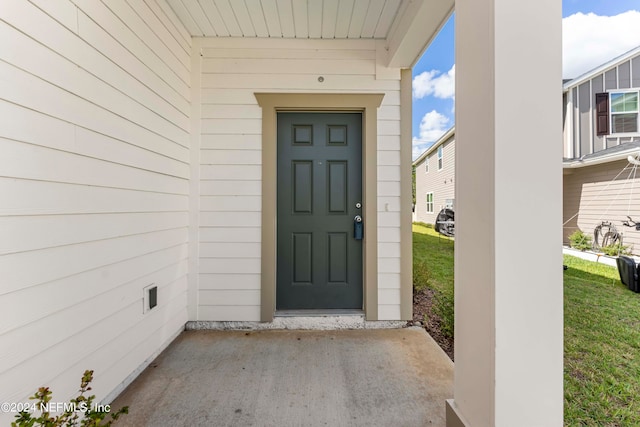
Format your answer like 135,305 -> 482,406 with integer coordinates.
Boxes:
415,138 -> 456,225
195,38 -> 403,321
0,0 -> 190,418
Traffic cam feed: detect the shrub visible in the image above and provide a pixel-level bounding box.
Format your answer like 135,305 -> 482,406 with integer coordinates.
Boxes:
601,242 -> 632,257
433,289 -> 454,338
12,370 -> 128,427
413,261 -> 432,292
569,230 -> 592,251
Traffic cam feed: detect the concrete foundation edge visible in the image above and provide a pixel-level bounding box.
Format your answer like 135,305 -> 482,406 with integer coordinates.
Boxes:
186,318 -> 406,331
446,399 -> 470,427
102,324 -> 184,405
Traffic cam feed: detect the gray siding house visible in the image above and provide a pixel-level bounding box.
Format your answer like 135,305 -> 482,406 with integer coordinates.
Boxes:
563,46 -> 640,254
413,127 -> 455,225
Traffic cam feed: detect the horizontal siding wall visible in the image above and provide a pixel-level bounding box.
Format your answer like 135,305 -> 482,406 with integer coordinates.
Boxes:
563,159 -> 640,254
415,138 -> 456,225
197,38 -> 402,320
0,0 -> 190,418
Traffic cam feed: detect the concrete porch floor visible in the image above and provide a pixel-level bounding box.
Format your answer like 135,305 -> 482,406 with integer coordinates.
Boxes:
111,327 -> 453,427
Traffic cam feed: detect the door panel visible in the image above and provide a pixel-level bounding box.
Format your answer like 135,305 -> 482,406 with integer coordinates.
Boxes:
328,161 -> 347,213
277,112 -> 363,310
292,233 -> 312,285
327,232 -> 348,284
292,161 -> 313,213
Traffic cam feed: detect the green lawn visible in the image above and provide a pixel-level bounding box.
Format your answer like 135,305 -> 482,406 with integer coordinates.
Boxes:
412,223 -> 454,337
413,223 -> 640,426
564,255 -> 640,425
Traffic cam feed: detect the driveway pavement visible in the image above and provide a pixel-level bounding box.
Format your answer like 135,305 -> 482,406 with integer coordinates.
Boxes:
111,327 -> 453,427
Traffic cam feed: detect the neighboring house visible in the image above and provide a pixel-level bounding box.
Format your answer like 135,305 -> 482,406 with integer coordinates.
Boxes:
563,46 -> 640,253
413,47 -> 640,254
413,127 -> 455,225
0,1 -> 564,426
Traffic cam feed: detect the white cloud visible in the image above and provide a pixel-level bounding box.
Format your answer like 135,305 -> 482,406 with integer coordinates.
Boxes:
412,110 -> 450,159
563,11 -> 640,79
413,65 -> 455,100
418,110 -> 450,141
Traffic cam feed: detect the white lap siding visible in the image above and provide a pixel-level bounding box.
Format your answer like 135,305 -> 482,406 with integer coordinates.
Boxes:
0,0 -> 190,419
197,38 -> 402,320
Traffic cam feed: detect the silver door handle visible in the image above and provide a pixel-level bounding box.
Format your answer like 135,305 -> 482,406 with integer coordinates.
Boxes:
354,215 -> 362,223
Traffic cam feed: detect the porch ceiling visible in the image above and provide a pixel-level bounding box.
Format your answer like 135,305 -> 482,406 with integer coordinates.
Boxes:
165,0 -> 454,67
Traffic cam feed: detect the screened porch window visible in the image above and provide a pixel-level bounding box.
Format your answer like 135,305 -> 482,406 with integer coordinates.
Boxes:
611,91 -> 639,134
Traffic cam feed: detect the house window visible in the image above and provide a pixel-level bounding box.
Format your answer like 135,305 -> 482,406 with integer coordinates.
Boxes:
437,146 -> 443,170
610,91 -> 639,134
426,193 -> 434,213
425,156 -> 429,173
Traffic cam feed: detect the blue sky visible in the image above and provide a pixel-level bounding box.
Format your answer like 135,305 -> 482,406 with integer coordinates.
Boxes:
412,0 -> 640,159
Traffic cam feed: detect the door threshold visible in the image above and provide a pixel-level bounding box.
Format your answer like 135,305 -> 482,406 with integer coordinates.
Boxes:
275,309 -> 364,317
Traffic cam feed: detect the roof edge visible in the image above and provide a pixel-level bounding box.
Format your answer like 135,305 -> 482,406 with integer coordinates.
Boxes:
563,45 -> 640,91
412,126 -> 455,166
563,146 -> 640,169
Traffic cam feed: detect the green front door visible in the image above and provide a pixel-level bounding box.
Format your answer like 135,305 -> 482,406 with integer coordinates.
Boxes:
276,112 -> 363,310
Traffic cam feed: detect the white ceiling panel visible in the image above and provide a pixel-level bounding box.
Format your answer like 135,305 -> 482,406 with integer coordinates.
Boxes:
183,0 -> 215,35
166,0 -> 201,35
229,1 -> 256,37
215,0 -> 243,36
292,0 -> 309,38
334,0 -> 355,38
321,0 -> 339,39
307,0 -> 323,38
277,0 -> 296,37
261,0 -> 283,37
245,0 -> 270,37
361,0 -> 385,38
166,0 -> 405,39
199,0 -> 229,36
375,0 -> 401,38
347,0 -> 369,38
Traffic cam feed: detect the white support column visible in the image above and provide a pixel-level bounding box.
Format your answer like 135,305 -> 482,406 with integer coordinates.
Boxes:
447,1 -> 563,426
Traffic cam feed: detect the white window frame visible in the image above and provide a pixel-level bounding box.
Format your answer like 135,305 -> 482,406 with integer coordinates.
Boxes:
610,89 -> 640,136
437,146 -> 443,170
425,156 -> 429,173
426,192 -> 434,213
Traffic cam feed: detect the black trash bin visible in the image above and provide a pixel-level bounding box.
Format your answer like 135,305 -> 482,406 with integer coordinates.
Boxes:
616,256 -> 640,293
